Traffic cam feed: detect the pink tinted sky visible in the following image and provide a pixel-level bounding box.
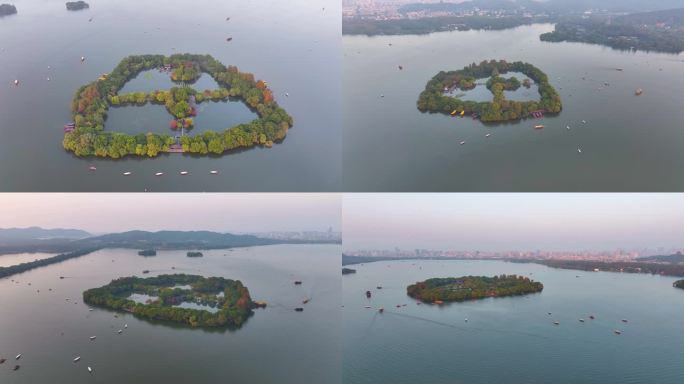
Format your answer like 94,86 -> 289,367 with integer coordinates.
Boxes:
0,193 -> 340,234
343,194 -> 684,251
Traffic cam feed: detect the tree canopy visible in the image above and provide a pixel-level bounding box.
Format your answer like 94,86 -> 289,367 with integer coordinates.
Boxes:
83,274 -> 264,328
417,60 -> 562,123
407,275 -> 543,303
63,54 -> 293,158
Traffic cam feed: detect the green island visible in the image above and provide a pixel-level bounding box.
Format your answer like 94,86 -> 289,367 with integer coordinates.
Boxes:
187,251 -> 203,257
83,274 -> 264,328
417,60 -> 562,123
137,249 -> 157,256
407,275 -> 543,303
675,280 -> 684,289
65,1 -> 89,11
342,267 -> 356,275
63,54 -> 293,158
0,3 -> 17,16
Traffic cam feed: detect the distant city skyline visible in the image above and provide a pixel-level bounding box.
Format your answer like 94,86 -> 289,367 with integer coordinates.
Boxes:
343,194 -> 684,253
0,194 -> 341,234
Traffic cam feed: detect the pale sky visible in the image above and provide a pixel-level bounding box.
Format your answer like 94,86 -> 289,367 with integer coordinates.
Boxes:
343,194 -> 684,251
0,194 -> 340,234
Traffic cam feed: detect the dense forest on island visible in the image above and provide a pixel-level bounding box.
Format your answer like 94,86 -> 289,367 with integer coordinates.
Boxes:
0,3 -> 16,16
342,268 -> 356,275
407,275 -> 543,303
83,274 -> 263,328
63,54 -> 293,158
65,1 -> 89,11
512,259 -> 684,277
674,280 -> 684,289
417,60 -> 562,122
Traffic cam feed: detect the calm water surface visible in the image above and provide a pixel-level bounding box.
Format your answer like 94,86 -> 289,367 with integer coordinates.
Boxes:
0,244 -> 341,383
0,0 -> 341,191
343,259 -> 684,384
343,24 -> 684,191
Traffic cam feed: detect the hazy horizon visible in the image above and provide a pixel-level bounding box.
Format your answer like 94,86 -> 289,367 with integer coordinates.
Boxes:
0,194 -> 341,234
343,194 -> 684,252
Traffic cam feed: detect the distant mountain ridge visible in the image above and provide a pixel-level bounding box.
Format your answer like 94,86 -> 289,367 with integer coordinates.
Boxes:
0,227 -> 91,242
638,252 -> 684,263
77,230 -> 281,250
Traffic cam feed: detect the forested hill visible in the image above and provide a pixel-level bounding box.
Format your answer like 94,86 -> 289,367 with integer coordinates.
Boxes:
617,8 -> 684,27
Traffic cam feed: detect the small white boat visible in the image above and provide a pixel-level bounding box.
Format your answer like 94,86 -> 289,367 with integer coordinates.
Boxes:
89,336 -> 96,340
577,147 -> 582,153
88,366 -> 92,373
566,125 -> 570,130
124,324 -> 128,329
117,329 -> 123,334
209,170 -> 218,175
582,120 -> 587,124
464,318 -> 468,322
285,92 -> 289,97
459,141 -> 466,145
155,172 -> 164,176
614,330 -> 622,335
73,357 -> 81,363
579,318 -> 585,322
88,308 -> 93,312
89,166 -> 97,171
81,56 -> 86,62
485,134 -> 491,138
363,306 -> 371,309
123,172 -> 132,176
15,354 -> 21,360
13,79 -> 19,86
553,321 -> 560,325
47,77 -> 50,81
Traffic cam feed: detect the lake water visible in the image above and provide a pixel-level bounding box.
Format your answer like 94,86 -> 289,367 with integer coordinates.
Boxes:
343,24 -> 684,191
0,0 -> 341,191
0,244 -> 341,383
342,259 -> 684,384
0,252 -> 56,268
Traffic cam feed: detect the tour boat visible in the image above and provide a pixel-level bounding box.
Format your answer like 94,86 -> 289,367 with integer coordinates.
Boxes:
155,172 -> 164,176
13,365 -> 20,371
123,172 -> 131,176
398,65 -> 403,70
459,141 -> 466,145
89,336 -> 96,340
124,324 -> 128,328
434,300 -> 444,305
0,358 -> 6,364
88,366 -> 92,373
582,120 -> 587,124
364,306 -> 371,309
376,286 -> 382,289
285,92 -> 289,97
73,357 -> 81,363
294,307 -> 304,312
294,281 -> 302,285
89,166 -> 97,171
579,318 -> 585,322
566,125 -> 570,130
366,290 -> 372,298
577,147 -> 582,153
614,330 -> 622,335
302,299 -> 310,304
15,354 -> 21,360
621,319 -> 628,323
534,125 -> 545,129
180,171 -> 189,175
485,133 -> 491,138
635,88 -> 643,96
80,56 -> 86,62
378,307 -> 384,313
88,308 -> 93,312
13,79 -> 19,86
210,170 -> 219,175
553,321 -> 560,325
118,329 -> 123,334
